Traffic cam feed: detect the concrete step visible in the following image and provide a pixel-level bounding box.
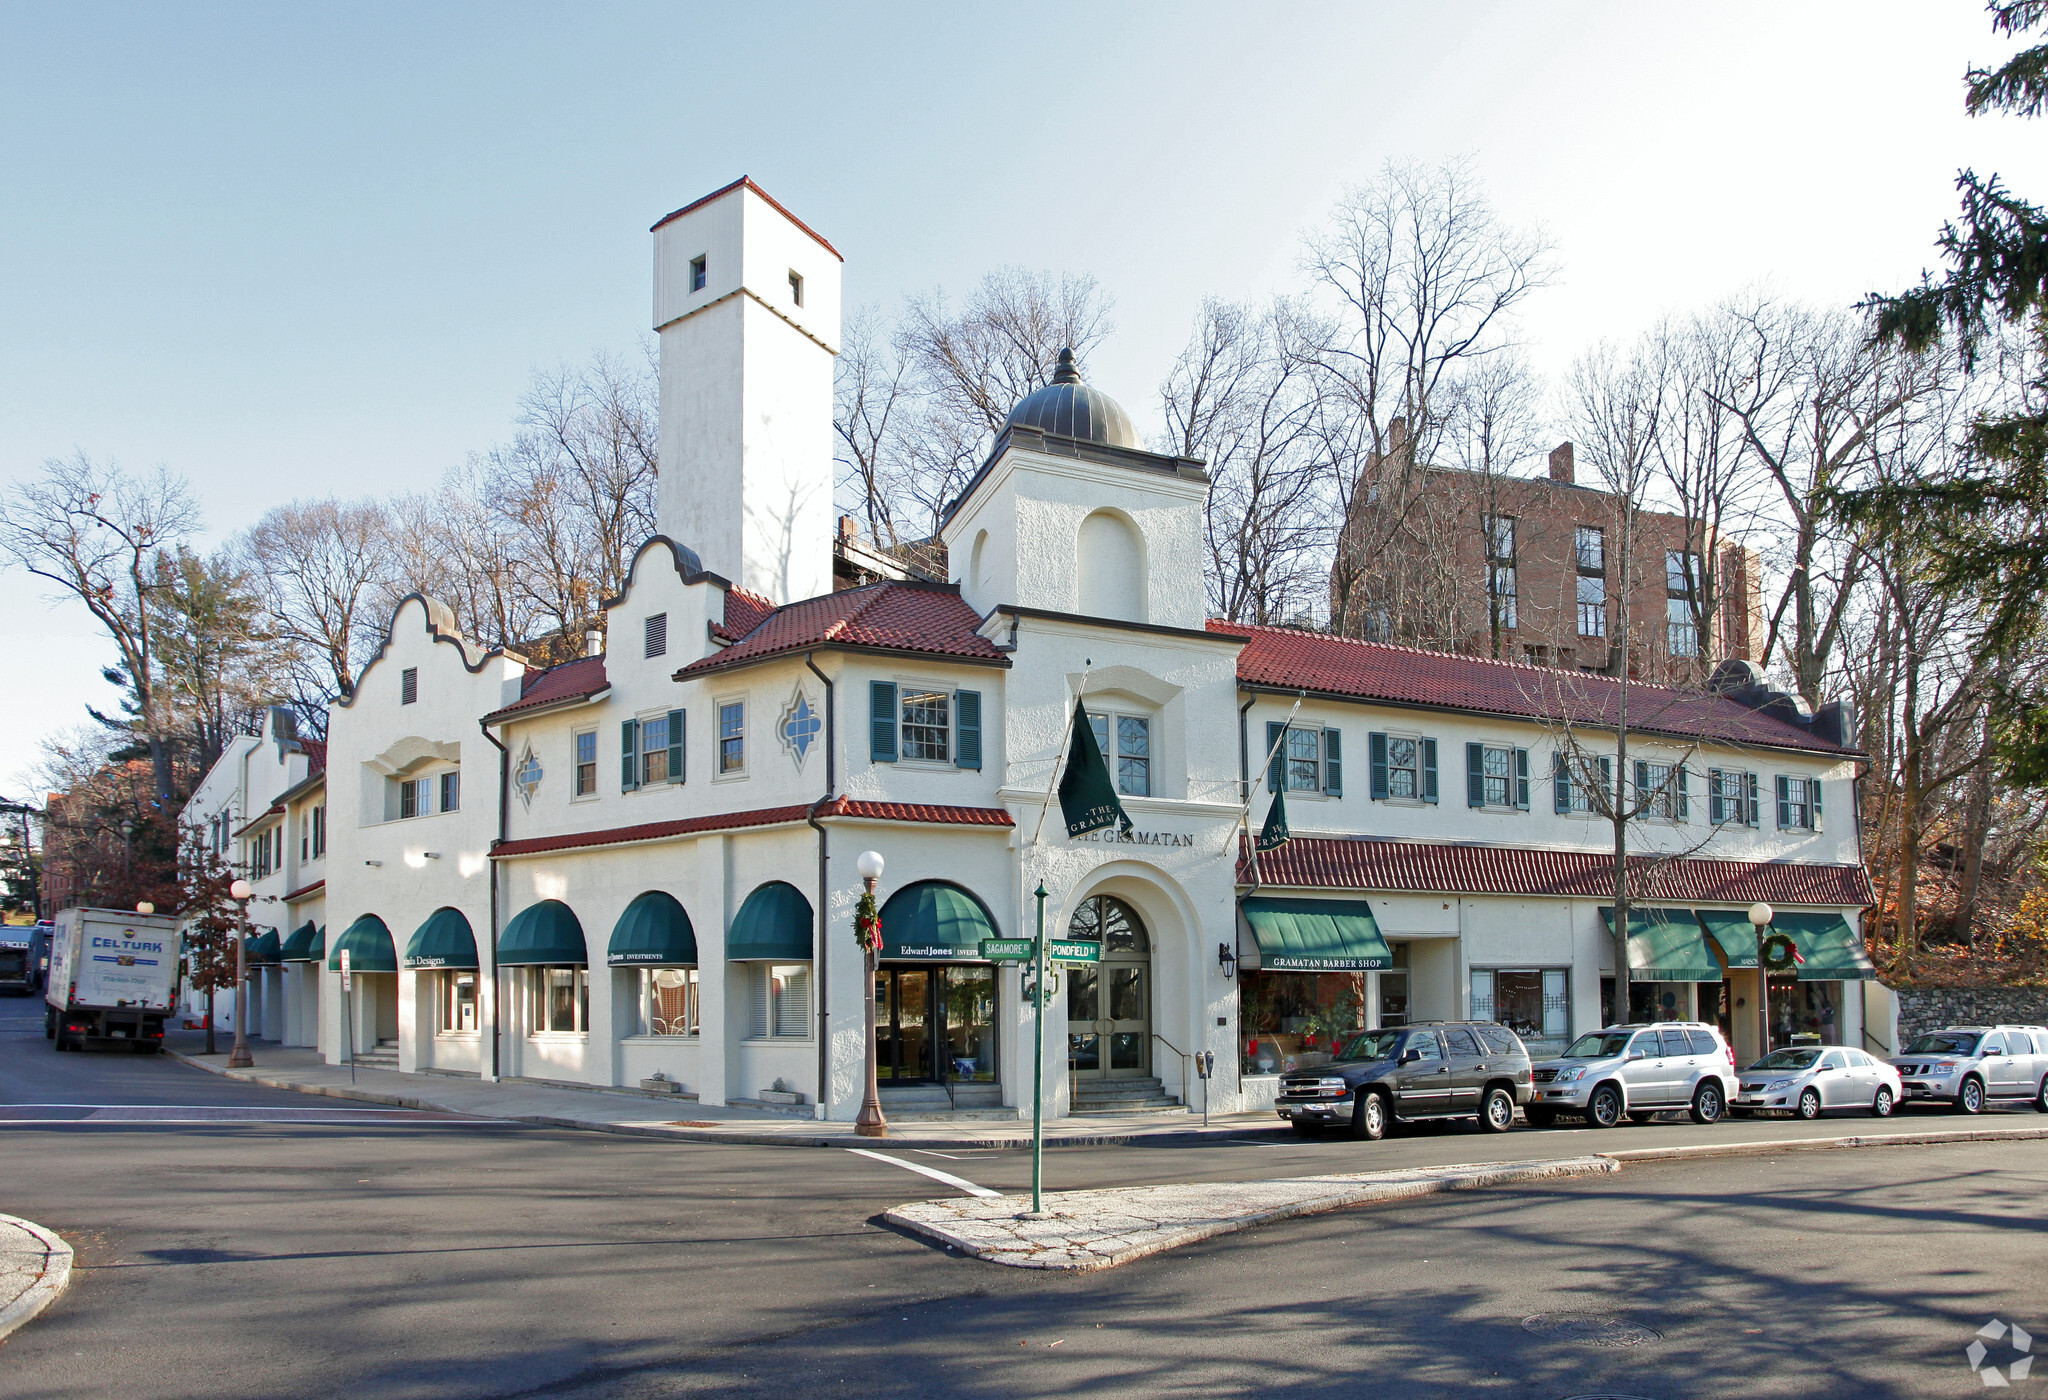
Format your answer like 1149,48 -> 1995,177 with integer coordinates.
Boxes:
1070,1103 -> 1188,1118
1073,1077 -> 1168,1100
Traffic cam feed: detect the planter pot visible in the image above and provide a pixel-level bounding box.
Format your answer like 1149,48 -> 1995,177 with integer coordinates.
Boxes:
640,1077 -> 683,1094
758,1089 -> 806,1106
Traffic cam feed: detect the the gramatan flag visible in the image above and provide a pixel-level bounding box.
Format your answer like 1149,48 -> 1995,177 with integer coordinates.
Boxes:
1256,783 -> 1289,852
1058,697 -> 1132,838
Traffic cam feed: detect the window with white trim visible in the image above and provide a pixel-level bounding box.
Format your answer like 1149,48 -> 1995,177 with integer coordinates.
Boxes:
529,966 -> 587,1034
1707,768 -> 1759,826
1776,774 -> 1823,831
1465,742 -> 1529,810
1087,711 -> 1152,797
717,700 -> 746,775
1552,751 -> 1612,815
1267,722 -> 1342,797
439,972 -> 479,1033
639,968 -> 699,1036
868,681 -> 983,770
573,728 -> 598,798
751,963 -> 811,1039
621,711 -> 684,791
1634,761 -> 1690,822
1368,732 -> 1435,803
1486,515 -> 1518,630
1667,551 -> 1702,657
438,770 -> 460,813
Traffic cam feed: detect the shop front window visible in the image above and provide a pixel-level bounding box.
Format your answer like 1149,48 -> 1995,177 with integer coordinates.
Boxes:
1471,967 -> 1569,1057
440,972 -> 478,1033
530,966 -> 587,1034
640,968 -> 698,1036
1240,968 -> 1369,1075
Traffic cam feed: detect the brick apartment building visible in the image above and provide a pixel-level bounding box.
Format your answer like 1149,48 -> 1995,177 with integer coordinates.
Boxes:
1333,422 -> 1763,682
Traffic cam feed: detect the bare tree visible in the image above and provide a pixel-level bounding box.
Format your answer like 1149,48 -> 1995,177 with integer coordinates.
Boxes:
1158,297 -> 1337,625
244,497 -> 395,718
834,306 -> 917,549
0,454 -> 201,804
1441,354 -> 1550,658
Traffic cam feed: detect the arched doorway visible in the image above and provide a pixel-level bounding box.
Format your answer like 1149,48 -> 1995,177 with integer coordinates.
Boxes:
1066,894 -> 1150,1081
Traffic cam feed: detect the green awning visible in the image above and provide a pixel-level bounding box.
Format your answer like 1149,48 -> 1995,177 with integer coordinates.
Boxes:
1770,911 -> 1877,981
1241,897 -> 1392,971
1600,907 -> 1724,983
245,929 -> 283,964
880,881 -> 998,961
497,899 -> 587,967
608,891 -> 698,966
328,915 -> 397,973
727,882 -> 814,962
404,907 -> 478,970
280,921 -> 321,962
1696,909 -> 1761,969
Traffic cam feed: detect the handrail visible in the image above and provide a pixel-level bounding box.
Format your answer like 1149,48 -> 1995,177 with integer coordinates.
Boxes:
1152,1032 -> 1190,1112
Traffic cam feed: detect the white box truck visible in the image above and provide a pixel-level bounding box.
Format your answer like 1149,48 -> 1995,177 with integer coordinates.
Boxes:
45,907 -> 180,1053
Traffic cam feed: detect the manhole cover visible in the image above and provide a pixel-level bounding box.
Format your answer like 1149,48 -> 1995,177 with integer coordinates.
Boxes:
1522,1312 -> 1663,1348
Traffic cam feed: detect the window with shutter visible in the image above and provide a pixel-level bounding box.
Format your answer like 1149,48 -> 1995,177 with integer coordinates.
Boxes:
1369,732 -> 1389,800
1422,738 -> 1438,803
870,682 -> 898,762
622,720 -> 640,791
1466,742 -> 1486,807
1514,748 -> 1530,809
667,709 -> 685,783
1266,721 -> 1286,793
1811,776 -> 1823,830
1775,774 -> 1793,829
955,690 -> 982,770
1745,772 -> 1760,826
1554,752 -> 1572,814
1323,729 -> 1342,797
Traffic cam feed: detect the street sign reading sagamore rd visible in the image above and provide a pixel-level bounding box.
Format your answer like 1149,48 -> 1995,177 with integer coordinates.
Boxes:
1046,939 -> 1101,964
979,938 -> 1035,961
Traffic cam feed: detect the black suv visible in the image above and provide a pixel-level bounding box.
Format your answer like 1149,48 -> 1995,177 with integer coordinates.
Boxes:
1274,1021 -> 1535,1140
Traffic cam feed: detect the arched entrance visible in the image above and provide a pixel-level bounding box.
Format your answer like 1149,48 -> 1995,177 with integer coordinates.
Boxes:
1066,895 -> 1150,1081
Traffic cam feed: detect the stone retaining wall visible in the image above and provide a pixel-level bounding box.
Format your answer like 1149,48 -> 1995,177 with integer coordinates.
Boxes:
1897,986 -> 2048,1040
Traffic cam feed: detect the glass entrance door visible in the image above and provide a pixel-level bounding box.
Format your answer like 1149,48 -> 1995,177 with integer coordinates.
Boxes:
1066,896 -> 1151,1081
877,967 -> 997,1084
877,968 -> 933,1082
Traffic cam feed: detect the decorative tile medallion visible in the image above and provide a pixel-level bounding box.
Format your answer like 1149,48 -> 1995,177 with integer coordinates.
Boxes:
514,745 -> 544,808
779,689 -> 822,769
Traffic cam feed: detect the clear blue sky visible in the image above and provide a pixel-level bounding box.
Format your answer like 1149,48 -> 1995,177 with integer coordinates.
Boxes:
2,2 -> 2040,789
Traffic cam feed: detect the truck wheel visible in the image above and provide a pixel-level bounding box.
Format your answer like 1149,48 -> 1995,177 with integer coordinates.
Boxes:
1479,1086 -> 1515,1133
1955,1077 -> 1985,1115
1349,1089 -> 1388,1141
1585,1084 -> 1624,1129
2035,1077 -> 2048,1114
1690,1082 -> 1725,1125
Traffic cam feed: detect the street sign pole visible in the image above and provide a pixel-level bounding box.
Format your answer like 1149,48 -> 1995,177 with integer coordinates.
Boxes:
1029,882 -> 1047,1216
340,948 -> 355,1084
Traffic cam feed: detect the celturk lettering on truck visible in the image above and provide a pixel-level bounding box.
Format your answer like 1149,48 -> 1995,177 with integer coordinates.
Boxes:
92,937 -> 163,952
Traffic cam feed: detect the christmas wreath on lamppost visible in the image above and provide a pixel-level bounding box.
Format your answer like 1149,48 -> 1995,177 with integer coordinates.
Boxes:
1759,931 -> 1802,973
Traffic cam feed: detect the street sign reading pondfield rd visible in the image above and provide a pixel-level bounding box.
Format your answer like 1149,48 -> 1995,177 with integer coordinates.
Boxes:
1046,939 -> 1101,964
979,938 -> 1035,961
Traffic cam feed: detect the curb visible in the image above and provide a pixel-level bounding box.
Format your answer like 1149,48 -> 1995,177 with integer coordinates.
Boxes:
1604,1122 -> 2048,1162
889,1156 -> 1621,1271
0,1214 -> 73,1342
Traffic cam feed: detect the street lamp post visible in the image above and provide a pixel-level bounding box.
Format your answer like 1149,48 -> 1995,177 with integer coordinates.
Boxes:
1748,902 -> 1774,1060
854,850 -> 888,1138
229,878 -> 255,1069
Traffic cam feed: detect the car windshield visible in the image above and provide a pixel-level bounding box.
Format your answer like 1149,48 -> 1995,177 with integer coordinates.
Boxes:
1334,1029 -> 1405,1063
1561,1032 -> 1633,1059
1749,1048 -> 1822,1071
1904,1032 -> 1980,1055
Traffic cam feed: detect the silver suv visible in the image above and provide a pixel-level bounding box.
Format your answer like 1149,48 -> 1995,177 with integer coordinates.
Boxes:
1527,1022 -> 1739,1128
1889,1026 -> 2048,1114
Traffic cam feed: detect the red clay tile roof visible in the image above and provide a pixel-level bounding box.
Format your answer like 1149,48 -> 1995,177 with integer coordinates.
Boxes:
284,879 -> 325,903
298,739 -> 326,774
1243,836 -> 1873,907
679,580 -> 1006,679
714,586 -> 779,642
492,797 -> 1012,859
485,655 -> 608,723
1214,621 -> 1853,756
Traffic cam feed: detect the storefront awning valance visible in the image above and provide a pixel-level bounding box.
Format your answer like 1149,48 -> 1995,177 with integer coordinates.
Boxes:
280,921 -> 322,962
245,929 -> 283,964
607,891 -> 697,966
727,881 -> 813,962
1695,909 -> 1761,969
1601,907 -> 1724,983
404,907 -> 478,970
328,915 -> 397,973
497,899 -> 587,967
880,881 -> 997,961
1770,911 -> 1876,981
1241,896 -> 1392,971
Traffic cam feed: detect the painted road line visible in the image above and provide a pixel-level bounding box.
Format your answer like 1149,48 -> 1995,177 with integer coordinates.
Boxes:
0,1103 -> 433,1112
846,1147 -> 1003,1199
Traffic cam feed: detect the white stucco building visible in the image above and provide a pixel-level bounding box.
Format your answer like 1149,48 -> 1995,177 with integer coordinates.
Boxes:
181,177 -> 1877,1121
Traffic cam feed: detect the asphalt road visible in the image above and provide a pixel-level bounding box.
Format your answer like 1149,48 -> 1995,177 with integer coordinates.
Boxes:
3,991 -> 2043,1399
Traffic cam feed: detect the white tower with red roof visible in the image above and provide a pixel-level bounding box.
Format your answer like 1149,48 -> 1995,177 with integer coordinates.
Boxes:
651,178 -> 841,605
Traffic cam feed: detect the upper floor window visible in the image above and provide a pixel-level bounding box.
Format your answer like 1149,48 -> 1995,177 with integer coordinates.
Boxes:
689,255 -> 707,292
1776,774 -> 1823,831
788,270 -> 804,306
1465,742 -> 1529,810
1577,574 -> 1607,637
1486,514 -> 1517,564
397,775 -> 431,820
1634,761 -> 1690,822
621,711 -> 685,791
1087,711 -> 1151,797
718,701 -> 747,774
1708,768 -> 1759,826
1485,515 -> 1518,631
438,771 -> 461,813
644,613 -> 668,659
573,728 -> 598,797
1268,723 -> 1341,797
1552,752 -> 1612,815
313,803 -> 325,858
1368,732 -> 1436,802
1667,598 -> 1700,658
868,681 -> 982,771
1576,527 -> 1605,575
401,667 -> 418,704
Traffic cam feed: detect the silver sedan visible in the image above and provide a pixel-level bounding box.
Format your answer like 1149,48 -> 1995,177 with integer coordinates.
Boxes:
1731,1046 -> 1902,1120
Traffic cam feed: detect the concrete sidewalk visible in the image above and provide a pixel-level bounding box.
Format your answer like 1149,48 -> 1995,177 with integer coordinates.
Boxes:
160,1033 -> 1275,1148
0,1214 -> 73,1341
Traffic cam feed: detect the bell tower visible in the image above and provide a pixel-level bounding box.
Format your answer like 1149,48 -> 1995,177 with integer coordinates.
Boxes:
651,178 -> 841,604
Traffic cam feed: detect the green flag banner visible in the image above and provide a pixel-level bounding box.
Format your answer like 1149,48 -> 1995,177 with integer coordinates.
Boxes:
1058,696 -> 1132,838
1256,784 -> 1289,851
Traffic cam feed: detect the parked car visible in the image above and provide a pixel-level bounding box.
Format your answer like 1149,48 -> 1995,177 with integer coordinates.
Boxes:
1274,1021 -> 1534,1140
1888,1026 -> 2048,1114
1526,1022 -> 1738,1128
1731,1045 -> 1902,1119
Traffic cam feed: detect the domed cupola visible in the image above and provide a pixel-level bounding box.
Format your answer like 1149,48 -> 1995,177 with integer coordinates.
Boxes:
1003,349 -> 1140,449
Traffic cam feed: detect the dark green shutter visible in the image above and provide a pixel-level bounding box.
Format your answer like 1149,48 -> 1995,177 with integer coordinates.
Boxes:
1635,761 -> 1650,813
1267,722 -> 1286,793
1745,772 -> 1760,826
1514,747 -> 1530,810
621,720 -> 639,791
1422,739 -> 1438,803
1810,776 -> 1822,830
1466,742 -> 1485,807
955,690 -> 982,770
870,681 -> 897,762
1674,765 -> 1690,820
1776,774 -> 1791,829
1707,767 -> 1724,824
1554,752 -> 1571,814
1323,729 -> 1342,796
1369,732 -> 1389,800
667,709 -> 684,783
1599,756 -> 1612,802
